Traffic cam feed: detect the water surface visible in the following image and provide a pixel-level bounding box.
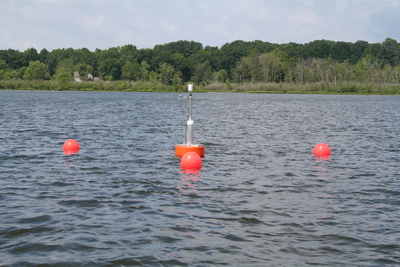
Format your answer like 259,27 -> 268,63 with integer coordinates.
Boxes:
1,91 -> 399,266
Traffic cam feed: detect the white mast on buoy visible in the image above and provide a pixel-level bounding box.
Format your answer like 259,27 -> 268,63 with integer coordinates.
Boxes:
186,83 -> 194,146
175,83 -> 205,158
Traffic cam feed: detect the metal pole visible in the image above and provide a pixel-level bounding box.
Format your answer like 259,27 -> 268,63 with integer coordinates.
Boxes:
186,120 -> 194,145
188,92 -> 192,121
186,84 -> 194,146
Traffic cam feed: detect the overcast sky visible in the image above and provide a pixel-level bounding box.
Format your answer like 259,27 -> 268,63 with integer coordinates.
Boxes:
1,0 -> 400,52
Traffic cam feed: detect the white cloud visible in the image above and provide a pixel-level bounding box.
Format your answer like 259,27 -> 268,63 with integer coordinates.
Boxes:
160,20 -> 179,35
82,15 -> 105,32
0,0 -> 399,51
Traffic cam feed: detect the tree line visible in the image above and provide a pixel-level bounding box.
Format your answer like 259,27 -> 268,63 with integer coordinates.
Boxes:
1,38 -> 400,93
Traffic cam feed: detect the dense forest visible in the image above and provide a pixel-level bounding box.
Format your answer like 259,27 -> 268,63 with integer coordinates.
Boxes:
1,38 -> 400,94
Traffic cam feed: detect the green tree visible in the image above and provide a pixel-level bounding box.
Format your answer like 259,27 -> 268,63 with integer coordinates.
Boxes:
332,60 -> 352,84
172,71 -> 183,89
98,47 -> 120,62
140,61 -> 151,81
172,53 -> 185,73
350,40 -> 369,64
122,61 -> 142,80
163,40 -> 203,57
24,48 -> 39,63
23,60 -> 49,80
39,48 -> 50,66
152,45 -> 173,68
136,48 -> 154,67
353,56 -> 379,83
220,40 -> 250,71
122,61 -> 135,80
72,48 -> 98,71
55,67 -> 72,89
18,67 -> 28,79
281,42 -> 304,59
4,49 -> 25,69
294,59 -> 307,83
379,64 -> 393,83
57,59 -> 75,75
46,48 -> 75,76
192,61 -> 212,85
2,69 -> 19,80
149,71 -> 159,83
119,44 -> 138,65
0,59 -> 7,79
213,69 -> 229,83
331,41 -> 352,62
378,38 -> 400,66
247,49 -> 262,81
0,59 -> 7,70
258,48 -> 288,82
159,63 -> 176,85
303,39 -> 334,59
233,57 -> 252,82
309,57 -> 335,83
392,65 -> 400,83
98,58 -> 122,80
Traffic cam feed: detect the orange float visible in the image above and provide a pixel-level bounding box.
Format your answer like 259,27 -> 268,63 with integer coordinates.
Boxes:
63,139 -> 80,154
313,143 -> 331,157
175,144 -> 205,158
180,151 -> 202,169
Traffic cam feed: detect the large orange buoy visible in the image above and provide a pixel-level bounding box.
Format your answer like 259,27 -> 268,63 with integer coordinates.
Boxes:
63,139 -> 80,154
175,83 -> 205,158
313,143 -> 331,157
181,152 -> 202,169
175,144 -> 205,158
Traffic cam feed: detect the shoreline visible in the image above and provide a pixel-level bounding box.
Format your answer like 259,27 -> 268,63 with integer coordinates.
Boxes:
1,80 -> 400,95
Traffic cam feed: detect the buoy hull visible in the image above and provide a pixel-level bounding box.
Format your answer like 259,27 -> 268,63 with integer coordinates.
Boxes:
63,139 -> 80,154
313,143 -> 331,156
175,145 -> 205,158
180,151 -> 202,169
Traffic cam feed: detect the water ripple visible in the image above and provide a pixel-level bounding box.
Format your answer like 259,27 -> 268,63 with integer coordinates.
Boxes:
0,91 -> 399,266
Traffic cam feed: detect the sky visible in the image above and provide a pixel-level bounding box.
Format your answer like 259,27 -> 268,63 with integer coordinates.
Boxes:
1,0 -> 400,52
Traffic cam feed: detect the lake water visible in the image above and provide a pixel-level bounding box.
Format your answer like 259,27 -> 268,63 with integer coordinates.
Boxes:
0,90 -> 399,266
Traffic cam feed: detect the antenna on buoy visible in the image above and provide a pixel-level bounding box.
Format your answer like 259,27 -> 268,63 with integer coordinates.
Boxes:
175,83 -> 205,158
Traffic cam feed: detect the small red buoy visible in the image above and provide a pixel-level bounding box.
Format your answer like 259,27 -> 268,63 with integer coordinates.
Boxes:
181,152 -> 202,169
313,143 -> 331,156
63,139 -> 80,154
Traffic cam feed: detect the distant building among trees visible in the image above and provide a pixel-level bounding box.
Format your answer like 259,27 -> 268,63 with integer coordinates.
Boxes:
73,71 -> 81,82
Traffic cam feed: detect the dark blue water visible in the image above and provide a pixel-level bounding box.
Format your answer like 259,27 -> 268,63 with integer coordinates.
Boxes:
1,90 -> 399,266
